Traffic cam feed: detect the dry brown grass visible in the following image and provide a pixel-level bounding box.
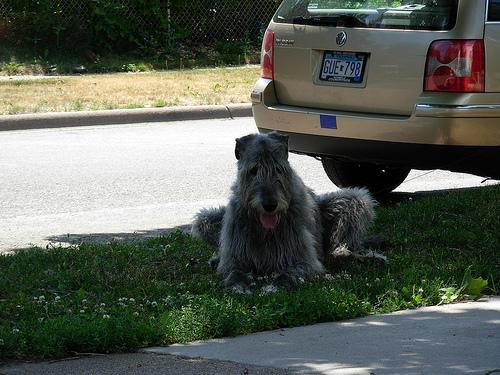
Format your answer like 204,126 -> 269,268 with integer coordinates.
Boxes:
0,66 -> 260,115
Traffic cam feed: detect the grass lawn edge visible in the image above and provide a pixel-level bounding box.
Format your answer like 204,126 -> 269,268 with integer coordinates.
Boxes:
0,185 -> 498,360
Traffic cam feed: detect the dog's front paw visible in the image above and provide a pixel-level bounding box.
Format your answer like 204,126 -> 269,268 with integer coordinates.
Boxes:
274,272 -> 302,291
224,270 -> 252,294
330,245 -> 353,258
227,283 -> 252,294
261,284 -> 279,295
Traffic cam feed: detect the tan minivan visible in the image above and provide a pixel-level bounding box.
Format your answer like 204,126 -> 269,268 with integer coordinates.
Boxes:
252,0 -> 500,194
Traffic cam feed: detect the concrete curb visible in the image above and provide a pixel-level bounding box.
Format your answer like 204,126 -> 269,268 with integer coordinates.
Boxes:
0,103 -> 253,132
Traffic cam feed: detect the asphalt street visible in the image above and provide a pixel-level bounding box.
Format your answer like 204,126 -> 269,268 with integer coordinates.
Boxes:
0,117 -> 497,253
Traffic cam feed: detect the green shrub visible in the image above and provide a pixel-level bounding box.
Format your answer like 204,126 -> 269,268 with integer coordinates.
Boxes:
2,0 -> 280,55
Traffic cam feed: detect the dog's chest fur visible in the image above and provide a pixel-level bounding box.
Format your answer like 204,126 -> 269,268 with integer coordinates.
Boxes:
228,191 -> 322,274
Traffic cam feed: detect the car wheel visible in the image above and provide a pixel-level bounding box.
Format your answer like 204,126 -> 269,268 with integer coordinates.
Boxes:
321,158 -> 411,195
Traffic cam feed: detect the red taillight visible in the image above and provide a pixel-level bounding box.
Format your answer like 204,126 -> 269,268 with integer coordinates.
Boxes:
424,40 -> 485,93
261,29 -> 274,80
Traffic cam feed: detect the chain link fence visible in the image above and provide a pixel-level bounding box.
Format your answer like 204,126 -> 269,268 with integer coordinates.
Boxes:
0,3 -> 9,16
0,1 -> 280,48
169,1 -> 278,42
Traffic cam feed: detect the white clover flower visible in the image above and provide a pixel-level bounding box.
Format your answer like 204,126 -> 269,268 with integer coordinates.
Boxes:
133,312 -> 139,317
33,297 -> 38,301
12,328 -> 20,334
16,305 -> 22,309
129,298 -> 135,303
163,296 -> 172,304
82,299 -> 87,304
80,310 -> 85,314
100,303 -> 106,307
261,284 -> 279,295
55,296 -> 61,302
340,271 -> 352,280
151,301 -> 158,307
39,295 -> 45,301
103,314 -> 110,319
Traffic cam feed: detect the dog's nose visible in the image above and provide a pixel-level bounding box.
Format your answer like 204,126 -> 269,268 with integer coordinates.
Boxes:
263,202 -> 278,213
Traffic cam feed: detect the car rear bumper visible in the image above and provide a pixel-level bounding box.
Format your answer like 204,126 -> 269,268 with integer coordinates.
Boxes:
252,79 -> 500,147
415,104 -> 500,118
252,78 -> 500,178
259,129 -> 500,178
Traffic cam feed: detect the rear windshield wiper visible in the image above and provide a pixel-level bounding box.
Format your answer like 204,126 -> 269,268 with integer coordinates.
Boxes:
291,15 -> 365,27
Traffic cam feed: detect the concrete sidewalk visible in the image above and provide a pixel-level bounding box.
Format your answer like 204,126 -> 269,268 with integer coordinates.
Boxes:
0,103 -> 252,132
146,297 -> 500,375
2,298 -> 499,375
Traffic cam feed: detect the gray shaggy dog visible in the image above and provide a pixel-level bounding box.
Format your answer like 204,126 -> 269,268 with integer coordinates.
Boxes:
192,132 -> 385,293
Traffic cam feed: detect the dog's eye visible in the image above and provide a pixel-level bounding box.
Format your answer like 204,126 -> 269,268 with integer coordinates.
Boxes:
249,166 -> 258,176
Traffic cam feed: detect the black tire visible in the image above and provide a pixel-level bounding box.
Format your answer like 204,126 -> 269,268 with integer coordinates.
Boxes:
321,158 -> 411,195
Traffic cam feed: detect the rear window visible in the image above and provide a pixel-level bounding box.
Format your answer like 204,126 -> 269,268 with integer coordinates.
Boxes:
489,0 -> 500,21
274,0 -> 458,30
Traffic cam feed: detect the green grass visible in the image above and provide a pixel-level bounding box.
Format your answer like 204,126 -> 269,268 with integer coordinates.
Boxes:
1,186 -> 498,360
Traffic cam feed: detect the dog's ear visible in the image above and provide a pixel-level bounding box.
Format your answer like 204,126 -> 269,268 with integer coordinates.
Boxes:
235,134 -> 254,160
268,132 -> 289,147
235,138 -> 243,160
268,132 -> 289,159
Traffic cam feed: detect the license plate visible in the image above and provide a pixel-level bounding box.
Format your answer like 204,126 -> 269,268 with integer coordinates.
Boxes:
320,51 -> 367,84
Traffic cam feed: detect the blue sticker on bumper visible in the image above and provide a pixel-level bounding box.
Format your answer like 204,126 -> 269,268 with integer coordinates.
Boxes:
320,115 -> 337,129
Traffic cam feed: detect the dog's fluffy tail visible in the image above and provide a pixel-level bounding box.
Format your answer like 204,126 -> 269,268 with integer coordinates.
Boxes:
316,187 -> 377,255
191,206 -> 226,248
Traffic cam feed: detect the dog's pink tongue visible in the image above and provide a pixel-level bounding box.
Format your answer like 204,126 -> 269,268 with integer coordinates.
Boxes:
259,213 -> 279,230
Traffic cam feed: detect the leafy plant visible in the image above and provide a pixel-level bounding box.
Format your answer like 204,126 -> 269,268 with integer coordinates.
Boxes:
439,286 -> 461,304
2,62 -> 22,75
438,267 -> 489,304
462,267 -> 488,300
120,63 -> 151,72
